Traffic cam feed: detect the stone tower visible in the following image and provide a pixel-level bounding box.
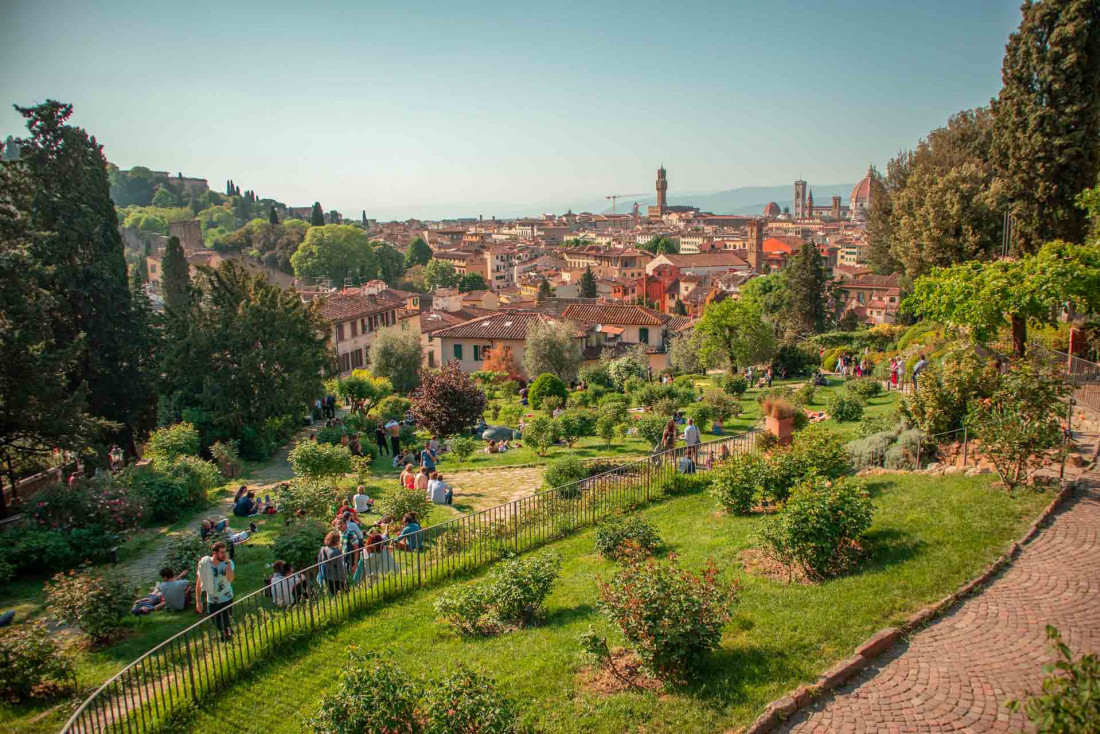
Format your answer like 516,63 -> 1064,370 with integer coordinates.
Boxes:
831,195 -> 842,220
793,179 -> 807,219
746,219 -> 764,273
656,165 -> 668,215
807,189 -> 814,219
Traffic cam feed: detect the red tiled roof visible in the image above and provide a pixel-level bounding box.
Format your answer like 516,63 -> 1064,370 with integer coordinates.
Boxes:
666,316 -> 695,332
845,273 -> 901,289
561,303 -> 668,326
656,252 -> 749,268
419,308 -> 494,334
431,309 -> 589,340
318,292 -> 403,322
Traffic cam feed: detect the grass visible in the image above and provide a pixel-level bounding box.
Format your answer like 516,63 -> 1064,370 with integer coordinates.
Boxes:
161,471 -> 1046,734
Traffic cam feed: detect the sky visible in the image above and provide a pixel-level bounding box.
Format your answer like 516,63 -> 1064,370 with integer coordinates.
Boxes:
1,0 -> 1023,220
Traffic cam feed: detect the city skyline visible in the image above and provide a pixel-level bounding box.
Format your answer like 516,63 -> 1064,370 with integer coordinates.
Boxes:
2,0 -> 1024,219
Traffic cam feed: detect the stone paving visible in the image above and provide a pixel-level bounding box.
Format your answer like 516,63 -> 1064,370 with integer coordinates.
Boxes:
780,432 -> 1100,733
447,466 -> 545,513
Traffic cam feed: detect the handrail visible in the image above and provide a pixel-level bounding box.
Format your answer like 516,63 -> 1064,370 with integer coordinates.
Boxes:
60,430 -> 757,733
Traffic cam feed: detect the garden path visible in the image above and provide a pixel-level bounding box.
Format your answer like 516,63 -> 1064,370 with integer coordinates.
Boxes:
446,466 -> 545,513
779,428 -> 1100,733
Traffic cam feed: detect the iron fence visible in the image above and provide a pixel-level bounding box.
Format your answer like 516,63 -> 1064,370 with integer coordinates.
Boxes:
61,431 -> 757,734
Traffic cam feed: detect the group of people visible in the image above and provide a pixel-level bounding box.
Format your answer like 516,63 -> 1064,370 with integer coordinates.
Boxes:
400,463 -> 453,505
745,365 -> 774,389
833,352 -> 872,378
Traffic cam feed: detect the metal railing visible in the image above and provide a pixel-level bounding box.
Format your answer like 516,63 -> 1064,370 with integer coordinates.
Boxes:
61,431 -> 758,734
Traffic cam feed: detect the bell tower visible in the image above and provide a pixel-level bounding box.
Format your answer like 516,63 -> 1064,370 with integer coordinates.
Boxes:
793,179 -> 807,219
746,219 -> 764,273
655,165 -> 668,215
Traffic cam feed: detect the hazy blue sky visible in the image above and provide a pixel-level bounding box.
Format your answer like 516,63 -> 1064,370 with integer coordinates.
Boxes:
2,0 -> 1022,219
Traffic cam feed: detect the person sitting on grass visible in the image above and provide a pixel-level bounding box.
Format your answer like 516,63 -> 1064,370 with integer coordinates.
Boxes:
268,560 -> 299,608
200,516 -> 230,541
427,471 -> 452,505
677,452 -> 696,474
396,512 -> 423,551
335,499 -> 360,525
155,567 -> 191,612
415,465 -> 430,492
352,485 -> 374,514
233,490 -> 259,517
400,463 -> 415,490
485,440 -> 499,455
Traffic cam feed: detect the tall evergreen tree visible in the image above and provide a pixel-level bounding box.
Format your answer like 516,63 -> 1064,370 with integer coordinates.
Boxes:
784,241 -> 829,334
579,265 -> 598,298
161,235 -> 191,314
361,210 -> 368,226
310,202 -> 325,226
268,205 -> 279,225
404,236 -> 432,267
537,276 -> 553,302
12,100 -> 156,458
992,0 -> 1100,253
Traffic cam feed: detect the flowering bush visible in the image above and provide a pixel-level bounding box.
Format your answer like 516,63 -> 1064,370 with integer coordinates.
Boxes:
594,514 -> 662,559
596,547 -> 735,681
28,478 -> 144,534
306,650 -> 421,734
759,474 -> 873,580
0,622 -> 76,701
826,393 -> 865,422
45,566 -> 134,645
420,665 -> 522,734
435,551 -> 561,636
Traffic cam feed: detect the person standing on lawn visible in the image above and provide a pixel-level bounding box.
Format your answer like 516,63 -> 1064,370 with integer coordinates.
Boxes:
912,354 -> 927,391
682,418 -> 701,461
375,421 -> 389,456
195,542 -> 235,641
385,418 -> 401,457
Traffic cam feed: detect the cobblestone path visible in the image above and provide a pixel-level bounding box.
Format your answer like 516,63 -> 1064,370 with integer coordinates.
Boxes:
781,432 -> 1100,733
447,466 -> 545,513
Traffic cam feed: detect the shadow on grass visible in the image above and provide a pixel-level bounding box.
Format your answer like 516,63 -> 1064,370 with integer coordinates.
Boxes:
682,643 -> 805,706
543,603 -> 598,627
861,479 -> 894,499
862,528 -> 927,571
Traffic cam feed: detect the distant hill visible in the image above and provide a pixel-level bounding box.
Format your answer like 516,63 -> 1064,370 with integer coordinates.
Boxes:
585,182 -> 856,216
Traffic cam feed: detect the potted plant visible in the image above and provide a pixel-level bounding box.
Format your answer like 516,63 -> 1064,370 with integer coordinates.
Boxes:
762,398 -> 798,444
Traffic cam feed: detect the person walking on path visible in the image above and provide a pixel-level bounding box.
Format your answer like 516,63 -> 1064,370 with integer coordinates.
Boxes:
195,542 -> 235,641
889,357 -> 899,391
911,354 -> 927,391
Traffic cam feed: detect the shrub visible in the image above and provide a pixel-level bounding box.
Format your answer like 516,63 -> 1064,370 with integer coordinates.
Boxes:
45,566 -> 134,645
448,435 -> 478,462
659,472 -> 712,496
435,551 -> 562,635
761,397 -> 799,420
652,396 -> 679,419
528,373 -> 568,410
884,428 -> 925,470
238,423 -> 276,460
846,377 -> 882,400
711,451 -> 772,514
273,477 -> 340,518
723,374 -> 749,398
272,519 -> 329,571
634,414 -> 668,449
1005,625 -> 1100,733
795,383 -> 816,406
790,425 -> 851,480
122,466 -> 198,523
903,347 -> 1000,434
760,474 -> 873,580
162,455 -> 221,501
846,432 -> 896,469
857,414 -> 899,438
827,393 -> 865,422
315,424 -> 348,445
0,622 -> 76,701
557,409 -> 595,447
28,477 -> 144,534
498,404 -> 524,427
288,441 -> 352,480
144,422 -> 201,464
622,376 -> 646,395
702,391 -> 741,422
209,440 -> 241,477
306,650 -> 420,734
374,395 -> 411,423
688,403 -> 713,431
523,415 -> 559,456
421,665 -> 523,734
376,487 -> 433,522
599,392 -> 629,410
543,453 -> 588,496
596,413 -> 620,449
165,533 -> 210,576
500,379 -> 520,398
580,363 -> 614,389
594,514 -> 661,559
541,395 -> 564,413
596,548 -> 735,681
771,343 -> 814,376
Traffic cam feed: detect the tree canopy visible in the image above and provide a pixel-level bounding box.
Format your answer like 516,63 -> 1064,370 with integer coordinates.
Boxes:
696,299 -> 775,370
291,224 -> 379,287
458,272 -> 488,293
522,319 -> 582,383
368,326 -> 423,393
405,237 -> 432,268
579,266 -> 598,298
423,258 -> 459,290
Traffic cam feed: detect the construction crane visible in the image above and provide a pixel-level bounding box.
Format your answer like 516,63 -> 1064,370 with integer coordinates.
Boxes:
605,193 -> 647,214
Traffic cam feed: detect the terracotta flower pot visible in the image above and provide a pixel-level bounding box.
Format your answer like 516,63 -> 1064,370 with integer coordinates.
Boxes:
765,416 -> 795,445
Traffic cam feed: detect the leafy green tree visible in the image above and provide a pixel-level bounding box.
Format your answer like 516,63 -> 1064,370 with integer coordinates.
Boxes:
784,241 -> 829,333
404,236 -> 432,267
13,100 -> 156,463
310,202 -> 325,226
327,371 -> 393,415
291,224 -> 379,286
161,235 -> 191,314
641,236 -> 678,254
423,258 -> 459,290
864,162 -> 904,275
368,326 -> 423,393
579,265 -> 598,298
159,261 -> 332,454
374,243 -> 405,284
151,185 -> 179,208
523,319 -> 582,383
537,276 -> 553,302
992,0 -> 1100,254
697,299 -> 776,371
457,272 -> 488,292
668,333 -> 704,375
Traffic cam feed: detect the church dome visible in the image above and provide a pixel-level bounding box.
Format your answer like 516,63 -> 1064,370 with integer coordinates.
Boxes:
850,165 -> 874,206
763,202 -> 781,218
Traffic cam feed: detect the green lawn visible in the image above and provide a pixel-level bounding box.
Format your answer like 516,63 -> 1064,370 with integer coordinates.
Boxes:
168,472 -> 1046,734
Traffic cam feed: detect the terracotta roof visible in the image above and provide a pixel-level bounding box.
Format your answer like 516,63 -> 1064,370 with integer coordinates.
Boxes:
318,292 -> 403,322
419,308 -> 493,334
656,252 -> 749,268
561,304 -> 668,326
431,309 -> 589,340
763,236 -> 803,254
845,273 -> 900,289
666,316 -> 695,332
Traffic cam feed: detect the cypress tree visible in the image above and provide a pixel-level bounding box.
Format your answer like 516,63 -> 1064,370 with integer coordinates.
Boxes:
310,202 -> 325,226
161,235 -> 191,314
537,276 -> 553,302
992,0 -> 1100,253
269,205 -> 279,225
784,241 -> 829,334
579,265 -> 598,298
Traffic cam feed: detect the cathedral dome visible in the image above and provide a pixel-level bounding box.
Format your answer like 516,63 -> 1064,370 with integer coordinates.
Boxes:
850,165 -> 874,206
763,202 -> 781,218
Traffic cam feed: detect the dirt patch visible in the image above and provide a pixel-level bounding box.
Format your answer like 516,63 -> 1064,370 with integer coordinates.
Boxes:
738,548 -> 811,585
576,649 -> 665,696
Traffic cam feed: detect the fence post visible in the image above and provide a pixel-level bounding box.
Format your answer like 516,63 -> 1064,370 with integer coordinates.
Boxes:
184,638 -> 198,703
962,427 -> 968,467
513,502 -> 519,553
916,437 -> 922,468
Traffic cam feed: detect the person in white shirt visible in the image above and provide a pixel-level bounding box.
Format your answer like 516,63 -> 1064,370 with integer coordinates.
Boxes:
682,418 -> 701,461
352,485 -> 373,514
268,560 -> 299,607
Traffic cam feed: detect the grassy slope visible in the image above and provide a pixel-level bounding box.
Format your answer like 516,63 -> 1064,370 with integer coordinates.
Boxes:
177,473 -> 1047,734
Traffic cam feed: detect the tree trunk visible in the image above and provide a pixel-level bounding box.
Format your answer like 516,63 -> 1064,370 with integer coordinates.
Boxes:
1011,314 -> 1027,358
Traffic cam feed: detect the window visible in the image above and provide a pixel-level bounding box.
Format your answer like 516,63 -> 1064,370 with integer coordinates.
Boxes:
473,345 -> 480,361
336,324 -> 345,341
351,348 -> 364,369
361,318 -> 368,333
428,351 -> 436,367
639,327 -> 649,344
339,352 -> 351,373
350,321 -> 358,337
454,344 -> 463,360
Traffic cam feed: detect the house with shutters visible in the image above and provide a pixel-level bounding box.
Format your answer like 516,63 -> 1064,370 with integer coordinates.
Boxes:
317,291 -> 406,375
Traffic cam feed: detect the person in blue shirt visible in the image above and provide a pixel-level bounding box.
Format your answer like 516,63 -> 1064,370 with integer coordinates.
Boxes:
233,490 -> 258,517
397,512 -> 422,552
420,445 -> 437,472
